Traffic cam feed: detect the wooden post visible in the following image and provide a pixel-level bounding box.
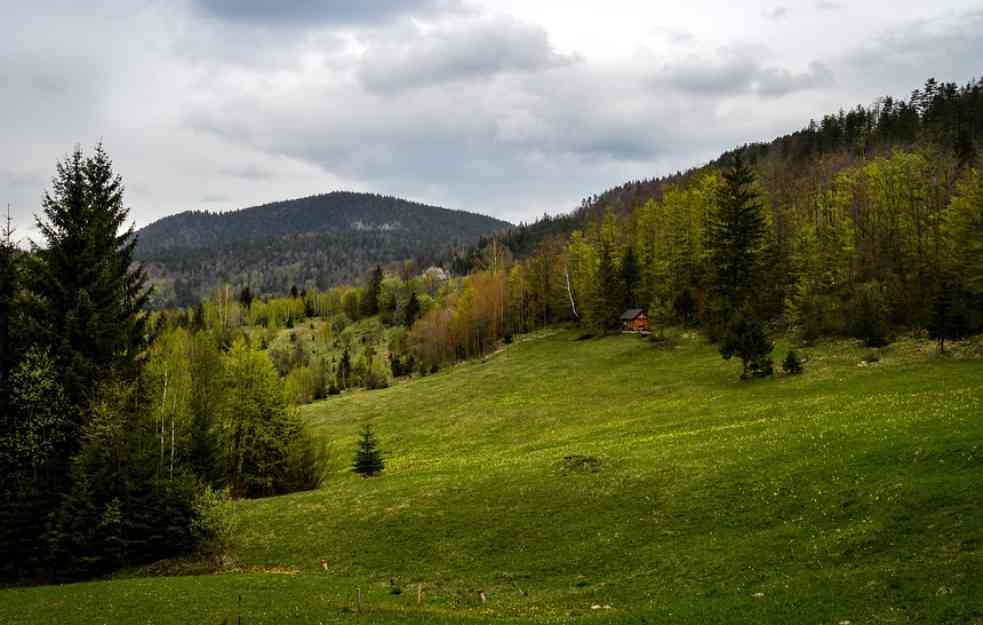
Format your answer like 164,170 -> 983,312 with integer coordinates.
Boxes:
479,590 -> 487,604
356,587 -> 363,614
416,583 -> 423,606
237,594 -> 242,625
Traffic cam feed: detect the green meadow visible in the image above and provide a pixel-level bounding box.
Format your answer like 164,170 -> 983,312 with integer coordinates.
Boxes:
3,329 -> 982,625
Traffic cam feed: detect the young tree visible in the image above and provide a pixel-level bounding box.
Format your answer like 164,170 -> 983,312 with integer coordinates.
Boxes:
29,144 -> 151,421
352,424 -> 384,477
720,306 -> 774,379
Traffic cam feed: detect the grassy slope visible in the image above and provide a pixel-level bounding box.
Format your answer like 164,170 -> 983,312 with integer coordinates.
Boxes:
3,330 -> 982,625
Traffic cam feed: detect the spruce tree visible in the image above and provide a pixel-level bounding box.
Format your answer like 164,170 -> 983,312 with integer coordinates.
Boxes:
404,291 -> 421,328
352,424 -> 384,477
928,281 -> 972,353
707,155 -> 767,324
0,207 -> 18,400
29,144 -> 150,420
361,265 -> 384,317
594,241 -> 623,332
720,306 -> 774,379
621,245 -> 641,308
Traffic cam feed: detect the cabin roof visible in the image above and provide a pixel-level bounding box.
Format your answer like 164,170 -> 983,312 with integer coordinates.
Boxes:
620,308 -> 646,321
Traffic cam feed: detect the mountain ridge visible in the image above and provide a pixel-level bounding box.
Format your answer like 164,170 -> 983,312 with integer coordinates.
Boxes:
135,191 -> 511,306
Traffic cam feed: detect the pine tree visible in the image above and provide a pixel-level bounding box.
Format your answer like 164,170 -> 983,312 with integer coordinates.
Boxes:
29,144 -> 150,420
707,155 -> 767,324
404,292 -> 421,328
621,246 -> 641,308
594,241 -> 623,332
0,206 -> 18,399
361,266 -> 384,317
352,424 -> 384,477
928,281 -> 972,353
720,306 -> 774,379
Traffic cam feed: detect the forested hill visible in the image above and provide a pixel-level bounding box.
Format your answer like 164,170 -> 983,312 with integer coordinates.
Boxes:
464,75 -> 983,263
135,192 -> 510,306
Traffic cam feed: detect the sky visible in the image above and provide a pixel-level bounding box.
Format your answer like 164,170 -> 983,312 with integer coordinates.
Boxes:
3,0 -> 982,243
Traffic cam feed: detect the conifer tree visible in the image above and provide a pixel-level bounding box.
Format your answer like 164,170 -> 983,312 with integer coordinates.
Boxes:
361,266 -> 384,317
0,206 -> 18,399
352,423 -> 384,477
707,155 -> 767,324
720,306 -> 774,379
404,292 -> 421,328
621,245 -> 641,308
594,241 -> 623,332
29,144 -> 150,420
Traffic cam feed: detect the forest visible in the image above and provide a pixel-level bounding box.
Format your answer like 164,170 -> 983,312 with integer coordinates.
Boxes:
1,75 -> 982,586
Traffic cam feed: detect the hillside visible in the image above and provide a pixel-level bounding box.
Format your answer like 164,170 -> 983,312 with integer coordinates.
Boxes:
4,330 -> 981,624
135,192 -> 511,306
463,76 -> 983,264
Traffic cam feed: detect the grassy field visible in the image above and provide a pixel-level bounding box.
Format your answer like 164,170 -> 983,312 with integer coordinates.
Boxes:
3,329 -> 982,624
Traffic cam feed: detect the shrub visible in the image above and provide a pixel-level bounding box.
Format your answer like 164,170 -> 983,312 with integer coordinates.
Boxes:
327,384 -> 341,396
782,350 -> 804,374
352,424 -> 384,477
190,487 -> 237,561
862,350 -> 880,364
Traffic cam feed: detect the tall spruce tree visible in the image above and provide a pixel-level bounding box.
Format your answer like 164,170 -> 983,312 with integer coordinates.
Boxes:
0,206 -> 18,400
404,291 -> 421,328
594,241 -> 624,332
29,144 -> 150,421
707,155 -> 767,324
361,265 -> 384,317
621,245 -> 641,308
352,423 -> 384,477
720,306 -> 774,379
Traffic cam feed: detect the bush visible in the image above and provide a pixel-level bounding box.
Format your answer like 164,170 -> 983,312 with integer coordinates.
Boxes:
862,350 -> 880,363
327,384 -> 341,396
190,486 -> 237,560
782,350 -> 804,374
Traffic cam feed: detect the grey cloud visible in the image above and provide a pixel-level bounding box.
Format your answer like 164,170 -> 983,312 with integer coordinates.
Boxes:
357,17 -> 575,93
192,0 -> 461,26
661,52 -> 758,96
756,60 -> 834,97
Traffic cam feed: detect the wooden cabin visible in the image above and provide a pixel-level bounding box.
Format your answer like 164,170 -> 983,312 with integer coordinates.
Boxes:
620,308 -> 649,333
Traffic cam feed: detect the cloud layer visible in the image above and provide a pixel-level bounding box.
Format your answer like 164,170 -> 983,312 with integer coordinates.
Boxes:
2,0 -> 980,239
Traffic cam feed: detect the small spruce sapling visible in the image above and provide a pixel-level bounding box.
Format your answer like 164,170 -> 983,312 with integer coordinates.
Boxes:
352,424 -> 385,477
720,307 -> 774,379
782,350 -> 804,375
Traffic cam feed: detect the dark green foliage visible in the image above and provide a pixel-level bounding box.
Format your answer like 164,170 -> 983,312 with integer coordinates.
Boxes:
404,292 -> 421,328
352,424 -> 384,477
720,307 -> 775,379
336,347 -> 353,390
48,380 -> 197,580
0,210 -> 19,399
238,287 -> 253,310
621,246 -> 641,308
782,350 -> 804,375
707,155 -> 767,321
28,144 -> 150,420
361,265 -> 384,317
928,282 -> 974,353
594,242 -> 623,332
849,282 -> 892,347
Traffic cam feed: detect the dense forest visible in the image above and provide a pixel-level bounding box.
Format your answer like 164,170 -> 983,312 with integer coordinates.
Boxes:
136,192 -> 510,307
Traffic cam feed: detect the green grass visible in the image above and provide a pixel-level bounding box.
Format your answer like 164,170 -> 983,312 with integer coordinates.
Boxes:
4,330 -> 983,624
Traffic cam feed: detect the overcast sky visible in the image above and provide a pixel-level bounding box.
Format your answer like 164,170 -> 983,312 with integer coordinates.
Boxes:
3,0 -> 982,241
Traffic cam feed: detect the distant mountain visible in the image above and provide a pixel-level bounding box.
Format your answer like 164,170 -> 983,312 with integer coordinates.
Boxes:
135,192 -> 511,307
